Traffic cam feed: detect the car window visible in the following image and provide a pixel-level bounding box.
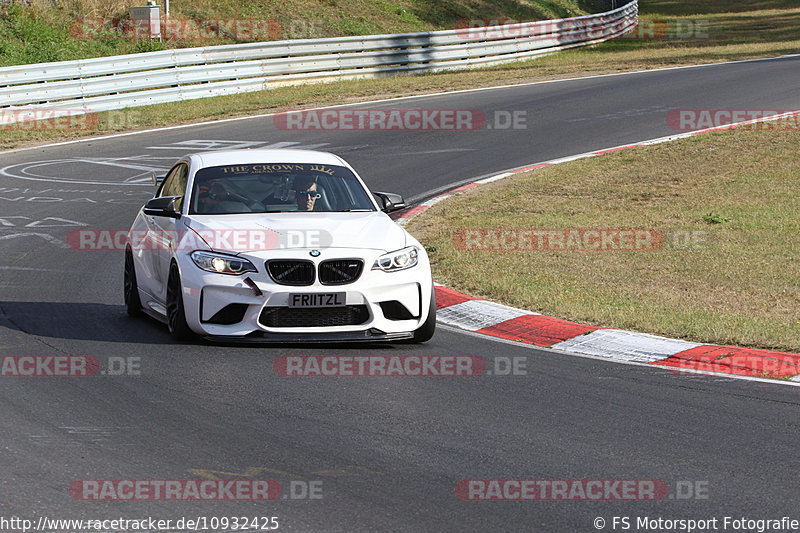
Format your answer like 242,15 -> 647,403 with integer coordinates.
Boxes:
159,163 -> 189,211
189,163 -> 377,215
158,165 -> 179,197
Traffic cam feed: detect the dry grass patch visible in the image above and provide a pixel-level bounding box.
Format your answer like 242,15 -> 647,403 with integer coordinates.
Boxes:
408,129 -> 800,351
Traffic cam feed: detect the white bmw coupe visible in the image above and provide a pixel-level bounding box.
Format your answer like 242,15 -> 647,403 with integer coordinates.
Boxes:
124,149 -> 435,342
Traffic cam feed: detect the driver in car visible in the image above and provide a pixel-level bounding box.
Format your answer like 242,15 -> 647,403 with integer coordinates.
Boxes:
294,176 -> 321,211
197,182 -> 227,214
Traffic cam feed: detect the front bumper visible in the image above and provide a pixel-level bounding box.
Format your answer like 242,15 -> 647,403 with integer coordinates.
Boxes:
202,329 -> 414,344
177,248 -> 433,340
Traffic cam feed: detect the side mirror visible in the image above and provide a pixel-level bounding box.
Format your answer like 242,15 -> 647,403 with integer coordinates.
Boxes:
144,196 -> 182,218
374,191 -> 407,213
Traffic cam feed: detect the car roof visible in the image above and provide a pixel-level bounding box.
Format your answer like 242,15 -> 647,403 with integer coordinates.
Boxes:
191,149 -> 347,169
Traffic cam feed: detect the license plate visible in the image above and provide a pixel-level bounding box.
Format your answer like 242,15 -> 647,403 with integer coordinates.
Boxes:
288,292 -> 346,308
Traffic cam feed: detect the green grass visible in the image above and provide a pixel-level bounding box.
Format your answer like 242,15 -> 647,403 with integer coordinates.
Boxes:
407,128 -> 800,352
2,0 -> 798,150
0,0 -> 593,66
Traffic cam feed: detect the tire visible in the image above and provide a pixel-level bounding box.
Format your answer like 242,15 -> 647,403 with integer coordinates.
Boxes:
166,262 -> 193,341
411,285 -> 436,343
124,247 -> 143,317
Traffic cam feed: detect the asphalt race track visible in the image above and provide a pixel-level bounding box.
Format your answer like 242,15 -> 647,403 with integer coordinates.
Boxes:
1,56 -> 799,531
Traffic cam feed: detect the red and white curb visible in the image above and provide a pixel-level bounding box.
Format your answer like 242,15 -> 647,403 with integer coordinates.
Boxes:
393,111 -> 800,384
433,285 -> 800,382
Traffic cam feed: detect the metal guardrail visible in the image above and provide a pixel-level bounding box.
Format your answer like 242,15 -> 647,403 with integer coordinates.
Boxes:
0,1 -> 637,123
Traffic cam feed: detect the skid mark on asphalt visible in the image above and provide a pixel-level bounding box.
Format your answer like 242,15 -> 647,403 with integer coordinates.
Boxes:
189,465 -> 379,481
28,426 -> 138,447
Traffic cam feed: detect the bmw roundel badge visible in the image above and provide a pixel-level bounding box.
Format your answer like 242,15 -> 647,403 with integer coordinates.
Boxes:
310,250 -> 321,257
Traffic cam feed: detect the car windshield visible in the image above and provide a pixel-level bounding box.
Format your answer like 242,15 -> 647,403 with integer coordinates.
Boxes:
189,163 -> 377,214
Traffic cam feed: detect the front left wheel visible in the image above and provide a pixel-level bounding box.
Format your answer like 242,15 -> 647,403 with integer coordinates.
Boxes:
411,285 -> 436,343
124,247 -> 143,317
166,262 -> 193,341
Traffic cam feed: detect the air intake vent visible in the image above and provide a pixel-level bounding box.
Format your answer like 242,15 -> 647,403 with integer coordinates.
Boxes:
319,259 -> 363,285
266,260 -> 315,286
204,303 -> 249,325
259,305 -> 370,327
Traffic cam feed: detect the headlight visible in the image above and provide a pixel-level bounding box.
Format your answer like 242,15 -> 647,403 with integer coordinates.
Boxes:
190,251 -> 257,275
372,246 -> 418,272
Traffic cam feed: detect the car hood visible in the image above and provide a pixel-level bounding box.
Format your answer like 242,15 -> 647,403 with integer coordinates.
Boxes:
184,211 -> 408,253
